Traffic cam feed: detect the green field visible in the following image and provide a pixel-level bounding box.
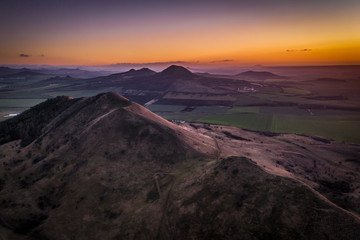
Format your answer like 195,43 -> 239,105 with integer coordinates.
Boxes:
46,88 -> 117,98
146,104 -> 186,112
282,87 -> 311,95
229,107 -> 260,114
259,106 -> 308,115
1,70 -> 359,144
196,112 -> 360,143
200,113 -> 274,131
163,92 -> 236,101
191,106 -> 230,114
147,105 -> 231,114
253,93 -> 310,104
158,113 -> 206,122
0,99 -> 47,121
153,103 -> 360,143
253,92 -> 360,108
273,115 -> 360,143
235,94 -> 266,106
0,99 -> 46,108
230,106 -> 309,115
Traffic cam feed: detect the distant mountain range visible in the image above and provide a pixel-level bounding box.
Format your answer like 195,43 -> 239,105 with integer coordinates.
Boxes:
235,70 -> 289,80
74,65 -> 249,94
157,65 -> 195,78
0,67 -> 34,76
0,67 -> 112,79
1,70 -> 45,78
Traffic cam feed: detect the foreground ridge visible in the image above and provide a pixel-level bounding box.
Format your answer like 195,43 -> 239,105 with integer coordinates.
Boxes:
0,92 -> 359,239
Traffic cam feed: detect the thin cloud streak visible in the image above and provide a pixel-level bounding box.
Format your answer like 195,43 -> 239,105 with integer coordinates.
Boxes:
286,49 -> 313,52
211,59 -> 234,63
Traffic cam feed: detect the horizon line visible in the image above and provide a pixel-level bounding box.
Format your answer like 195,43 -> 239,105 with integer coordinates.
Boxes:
1,63 -> 360,68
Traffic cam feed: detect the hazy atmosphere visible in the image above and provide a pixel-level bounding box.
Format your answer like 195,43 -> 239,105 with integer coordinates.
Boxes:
1,0 -> 359,66
1,1 -> 360,239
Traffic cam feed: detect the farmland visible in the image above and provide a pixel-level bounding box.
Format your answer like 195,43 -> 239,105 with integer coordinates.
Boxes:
146,104 -> 186,112
199,112 -> 360,143
156,106 -> 360,143
1,65 -> 360,143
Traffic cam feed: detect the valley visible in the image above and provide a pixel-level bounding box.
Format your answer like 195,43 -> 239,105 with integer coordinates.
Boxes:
1,65 -> 360,143
2,0 -> 360,239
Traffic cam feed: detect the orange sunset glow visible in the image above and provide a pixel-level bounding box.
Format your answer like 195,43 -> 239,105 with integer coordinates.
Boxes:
2,1 -> 360,239
1,0 -> 359,66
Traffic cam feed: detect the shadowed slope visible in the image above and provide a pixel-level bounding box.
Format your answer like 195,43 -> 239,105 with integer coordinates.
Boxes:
0,92 -> 218,160
156,65 -> 195,79
236,70 -> 288,80
0,92 -> 359,240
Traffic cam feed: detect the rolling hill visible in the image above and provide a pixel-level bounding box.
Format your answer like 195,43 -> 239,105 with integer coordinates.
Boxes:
236,71 -> 288,81
156,65 -> 195,79
0,92 -> 359,239
1,70 -> 45,79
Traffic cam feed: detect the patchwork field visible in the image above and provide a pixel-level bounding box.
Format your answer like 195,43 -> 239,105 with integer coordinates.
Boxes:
163,92 -> 236,101
146,104 -> 186,112
199,113 -> 360,143
0,98 -> 46,108
155,104 -> 360,143
1,65 -> 359,143
282,87 -> 311,95
0,99 -> 46,121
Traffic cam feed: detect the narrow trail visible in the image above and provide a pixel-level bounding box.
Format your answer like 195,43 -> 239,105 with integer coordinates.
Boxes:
213,136 -> 221,159
155,174 -> 176,239
203,131 -> 222,159
83,108 -> 118,133
200,125 -> 360,223
295,177 -> 360,222
154,175 -> 162,199
247,156 -> 360,223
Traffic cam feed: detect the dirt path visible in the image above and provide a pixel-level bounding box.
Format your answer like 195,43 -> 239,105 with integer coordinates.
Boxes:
156,175 -> 176,239
295,178 -> 360,222
83,108 -> 118,133
198,124 -> 360,223
203,131 -> 221,159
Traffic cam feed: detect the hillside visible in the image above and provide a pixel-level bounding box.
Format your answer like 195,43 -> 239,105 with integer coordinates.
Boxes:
101,68 -> 156,80
1,71 -> 44,78
0,67 -> 29,76
156,65 -> 195,79
236,70 -> 288,80
0,92 -> 359,239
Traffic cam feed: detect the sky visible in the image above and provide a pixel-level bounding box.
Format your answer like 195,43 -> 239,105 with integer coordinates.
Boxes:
0,0 -> 359,66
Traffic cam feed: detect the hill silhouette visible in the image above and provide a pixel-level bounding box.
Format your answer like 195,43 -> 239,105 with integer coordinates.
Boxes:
1,70 -> 44,78
0,67 -> 25,76
42,75 -> 77,84
100,65 -> 198,91
157,65 -> 195,79
109,68 -> 156,78
236,70 -> 288,80
126,67 -> 156,76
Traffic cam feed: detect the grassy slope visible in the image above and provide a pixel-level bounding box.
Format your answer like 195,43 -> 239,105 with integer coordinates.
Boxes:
1,67 -> 360,143
198,113 -> 360,143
